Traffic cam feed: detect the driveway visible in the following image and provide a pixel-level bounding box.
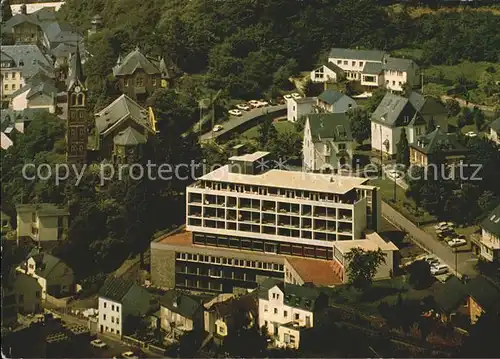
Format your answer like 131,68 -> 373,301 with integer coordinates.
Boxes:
199,104 -> 286,142
381,201 -> 478,278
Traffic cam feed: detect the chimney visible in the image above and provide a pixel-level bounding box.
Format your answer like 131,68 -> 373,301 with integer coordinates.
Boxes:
20,4 -> 27,15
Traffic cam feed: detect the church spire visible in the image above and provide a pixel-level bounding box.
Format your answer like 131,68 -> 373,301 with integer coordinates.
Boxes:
67,42 -> 84,91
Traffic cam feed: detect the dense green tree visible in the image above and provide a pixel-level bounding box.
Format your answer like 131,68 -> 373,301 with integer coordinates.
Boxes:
396,130 -> 410,167
460,312 -> 500,358
1,0 -> 13,23
407,260 -> 433,289
344,248 -> 386,292
366,88 -> 386,114
473,107 -> 485,132
347,107 -> 371,144
445,98 -> 461,117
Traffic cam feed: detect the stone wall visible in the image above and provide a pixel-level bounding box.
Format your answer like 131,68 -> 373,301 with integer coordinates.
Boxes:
150,246 -> 176,289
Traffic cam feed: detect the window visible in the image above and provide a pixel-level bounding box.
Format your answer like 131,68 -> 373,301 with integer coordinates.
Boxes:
104,302 -> 107,308
284,310 -> 288,318
352,61 -> 356,66
116,318 -> 120,325
11,72 -> 15,79
359,61 -> 363,67
276,294 -> 280,300
3,84 -> 7,90
112,305 -> 114,311
136,77 -> 144,86
295,313 -> 299,320
111,316 -> 115,323
117,330 -> 120,335
111,328 -> 114,333
343,60 -> 348,65
337,60 -> 341,64
274,308 -> 278,314
338,143 -> 346,150
11,84 -> 16,90
103,314 -> 106,320
124,79 -> 129,87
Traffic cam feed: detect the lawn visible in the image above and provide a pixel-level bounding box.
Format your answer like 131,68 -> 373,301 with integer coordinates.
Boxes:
424,61 -> 500,83
370,177 -> 436,224
242,119 -> 299,139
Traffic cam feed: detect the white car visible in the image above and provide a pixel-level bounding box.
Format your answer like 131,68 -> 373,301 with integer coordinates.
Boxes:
236,103 -> 250,111
212,125 -> 223,132
248,100 -> 262,108
386,170 -> 402,180
465,131 -> 477,138
122,351 -> 139,359
283,94 -> 293,100
258,100 -> 269,107
291,93 -> 301,99
228,109 -> 242,117
447,238 -> 467,247
90,339 -> 107,348
430,264 -> 449,275
423,256 -> 439,266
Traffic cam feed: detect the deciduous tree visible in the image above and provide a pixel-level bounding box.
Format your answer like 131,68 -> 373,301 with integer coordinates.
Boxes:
347,107 -> 371,144
344,248 -> 386,292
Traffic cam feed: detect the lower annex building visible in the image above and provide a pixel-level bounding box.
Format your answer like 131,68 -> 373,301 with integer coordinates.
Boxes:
151,152 -> 397,293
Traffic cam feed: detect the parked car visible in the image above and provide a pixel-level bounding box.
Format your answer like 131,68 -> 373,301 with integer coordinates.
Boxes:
268,99 -> 277,106
90,339 -> 107,349
236,103 -> 250,111
283,94 -> 293,100
465,131 -> 477,138
423,256 -> 440,266
228,109 -> 242,117
258,99 -> 269,107
430,264 -> 449,275
447,238 -> 467,247
122,351 -> 139,359
291,93 -> 301,99
248,100 -> 262,108
212,124 -> 224,132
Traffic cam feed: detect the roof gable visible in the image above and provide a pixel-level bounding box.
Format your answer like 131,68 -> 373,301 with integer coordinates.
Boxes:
160,290 -> 201,319
99,276 -> 135,303
318,89 -> 344,105
410,127 -> 466,155
481,204 -> 500,237
113,48 -> 161,76
307,113 -> 352,142
113,126 -> 147,146
372,92 -> 417,127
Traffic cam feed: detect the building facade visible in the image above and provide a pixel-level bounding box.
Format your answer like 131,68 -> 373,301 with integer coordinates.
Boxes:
16,204 -> 69,243
479,204 -> 500,262
316,89 -> 357,114
303,113 -> 354,172
287,97 -> 316,123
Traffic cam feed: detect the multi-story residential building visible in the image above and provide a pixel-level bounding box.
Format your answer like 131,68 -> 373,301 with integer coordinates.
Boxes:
16,252 -> 75,300
1,44 -> 54,99
16,204 -> 69,244
98,276 -> 157,338
11,71 -> 57,113
257,279 -> 328,349
407,92 -> 448,132
302,113 -> 353,172
316,89 -> 357,114
287,97 -> 316,123
371,92 -> 427,157
310,48 -> 420,92
2,6 -> 80,51
478,204 -> 500,262
112,47 -> 178,103
409,126 -> 469,167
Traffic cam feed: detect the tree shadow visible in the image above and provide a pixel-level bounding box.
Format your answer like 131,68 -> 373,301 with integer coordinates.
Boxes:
360,285 -> 407,302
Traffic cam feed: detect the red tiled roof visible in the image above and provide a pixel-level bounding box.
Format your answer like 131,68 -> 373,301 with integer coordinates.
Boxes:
286,257 -> 343,287
157,230 -> 192,246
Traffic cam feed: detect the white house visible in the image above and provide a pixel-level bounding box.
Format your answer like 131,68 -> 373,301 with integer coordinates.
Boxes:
258,279 -> 328,349
303,113 -> 353,172
98,276 -> 156,338
311,48 -> 420,92
10,74 -> 57,113
287,97 -> 316,123
478,204 -> 500,262
16,252 -> 75,300
488,118 -> 500,145
159,289 -> 203,340
16,204 -> 69,243
310,62 -> 344,83
332,232 -> 398,283
371,92 -> 426,157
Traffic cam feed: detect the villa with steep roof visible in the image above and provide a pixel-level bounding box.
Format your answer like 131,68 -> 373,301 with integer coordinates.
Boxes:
409,126 -> 468,167
113,47 -> 179,102
310,48 -> 420,92
303,113 -> 354,172
370,92 -> 427,157
316,89 -> 357,114
90,94 -> 157,163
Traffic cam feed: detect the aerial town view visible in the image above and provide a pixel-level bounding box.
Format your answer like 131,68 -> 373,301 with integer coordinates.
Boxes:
1,0 -> 500,358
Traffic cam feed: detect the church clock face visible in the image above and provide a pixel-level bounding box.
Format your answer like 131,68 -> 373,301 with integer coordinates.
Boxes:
74,86 -> 81,93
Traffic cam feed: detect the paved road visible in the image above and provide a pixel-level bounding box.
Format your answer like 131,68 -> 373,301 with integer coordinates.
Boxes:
381,201 -> 478,278
199,104 -> 286,142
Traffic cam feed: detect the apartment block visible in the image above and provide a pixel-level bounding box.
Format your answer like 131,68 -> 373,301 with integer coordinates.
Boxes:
16,204 -> 69,243
186,152 -> 381,250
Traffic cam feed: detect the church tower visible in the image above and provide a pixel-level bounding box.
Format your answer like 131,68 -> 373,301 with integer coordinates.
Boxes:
66,45 -> 89,164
